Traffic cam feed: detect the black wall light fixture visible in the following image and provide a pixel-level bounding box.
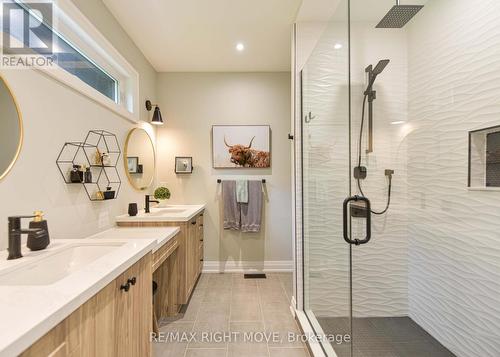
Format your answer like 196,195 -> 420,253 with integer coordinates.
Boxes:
145,100 -> 163,125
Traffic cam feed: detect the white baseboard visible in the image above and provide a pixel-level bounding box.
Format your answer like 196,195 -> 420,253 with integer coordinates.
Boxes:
202,260 -> 293,273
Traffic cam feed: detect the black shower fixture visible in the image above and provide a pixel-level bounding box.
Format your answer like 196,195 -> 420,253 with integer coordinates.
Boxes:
376,0 -> 424,28
355,59 -> 394,215
364,59 -> 390,154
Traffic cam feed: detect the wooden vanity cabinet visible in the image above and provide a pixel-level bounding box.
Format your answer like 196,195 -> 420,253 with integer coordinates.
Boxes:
186,217 -> 198,297
117,210 -> 205,305
152,235 -> 180,319
196,214 -> 204,277
115,254 -> 152,357
172,212 -> 204,302
21,254 -> 152,357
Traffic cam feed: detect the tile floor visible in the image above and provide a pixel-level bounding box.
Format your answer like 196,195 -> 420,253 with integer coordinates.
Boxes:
152,273 -> 309,357
318,316 -> 456,357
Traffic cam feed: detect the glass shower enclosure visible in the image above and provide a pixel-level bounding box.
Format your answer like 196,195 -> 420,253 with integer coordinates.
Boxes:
296,0 -> 500,356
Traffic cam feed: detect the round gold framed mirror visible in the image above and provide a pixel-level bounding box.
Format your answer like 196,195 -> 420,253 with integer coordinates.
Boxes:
0,75 -> 23,181
124,128 -> 155,190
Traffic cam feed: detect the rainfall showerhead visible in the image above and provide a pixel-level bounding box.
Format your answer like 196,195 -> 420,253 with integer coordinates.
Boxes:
376,1 -> 423,28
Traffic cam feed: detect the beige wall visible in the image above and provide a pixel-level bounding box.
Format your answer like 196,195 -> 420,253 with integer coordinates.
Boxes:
156,72 -> 292,266
0,0 -> 157,250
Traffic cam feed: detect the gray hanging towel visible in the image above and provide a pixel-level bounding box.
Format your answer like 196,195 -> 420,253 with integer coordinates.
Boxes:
222,180 -> 240,230
241,180 -> 263,233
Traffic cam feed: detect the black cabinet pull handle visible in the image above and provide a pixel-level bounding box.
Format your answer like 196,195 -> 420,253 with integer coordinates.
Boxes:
120,282 -> 130,292
200,239 -> 203,242
128,277 -> 137,286
191,221 -> 196,225
200,224 -> 203,227
200,259 -> 204,261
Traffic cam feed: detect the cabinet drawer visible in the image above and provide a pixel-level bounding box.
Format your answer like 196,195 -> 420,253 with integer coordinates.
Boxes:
152,237 -> 179,272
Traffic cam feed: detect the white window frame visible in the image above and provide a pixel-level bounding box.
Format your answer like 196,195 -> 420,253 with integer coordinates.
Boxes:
2,0 -> 140,123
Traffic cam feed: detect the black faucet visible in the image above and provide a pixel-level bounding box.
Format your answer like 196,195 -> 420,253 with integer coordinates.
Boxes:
8,216 -> 49,260
145,195 -> 159,214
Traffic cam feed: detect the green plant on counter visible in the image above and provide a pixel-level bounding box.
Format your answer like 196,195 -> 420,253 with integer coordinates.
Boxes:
154,186 -> 171,200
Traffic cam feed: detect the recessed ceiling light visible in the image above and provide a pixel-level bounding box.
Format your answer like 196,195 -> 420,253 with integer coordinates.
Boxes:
334,43 -> 343,50
391,121 -> 405,125
236,43 -> 245,51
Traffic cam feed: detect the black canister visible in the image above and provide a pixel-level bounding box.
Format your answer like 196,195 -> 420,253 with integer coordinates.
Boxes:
103,187 -> 115,200
70,165 -> 82,183
84,167 -> 92,183
128,203 -> 138,216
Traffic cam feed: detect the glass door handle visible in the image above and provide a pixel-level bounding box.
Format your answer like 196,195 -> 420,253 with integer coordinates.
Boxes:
343,195 -> 372,245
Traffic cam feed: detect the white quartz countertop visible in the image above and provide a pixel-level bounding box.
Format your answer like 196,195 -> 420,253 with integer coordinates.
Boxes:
0,237 -> 156,357
87,226 -> 180,252
115,204 -> 205,223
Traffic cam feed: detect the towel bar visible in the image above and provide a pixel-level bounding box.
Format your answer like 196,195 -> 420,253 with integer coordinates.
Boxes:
217,179 -> 266,183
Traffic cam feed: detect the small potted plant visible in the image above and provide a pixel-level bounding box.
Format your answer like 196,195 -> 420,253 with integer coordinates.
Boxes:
154,186 -> 171,207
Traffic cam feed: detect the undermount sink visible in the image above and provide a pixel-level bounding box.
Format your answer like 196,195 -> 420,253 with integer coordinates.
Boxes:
0,242 -> 124,286
147,208 -> 187,215
115,204 -> 205,223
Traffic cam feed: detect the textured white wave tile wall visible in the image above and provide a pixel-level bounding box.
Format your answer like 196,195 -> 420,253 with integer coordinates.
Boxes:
302,20 -> 409,318
407,1 -> 500,356
350,22 -> 409,318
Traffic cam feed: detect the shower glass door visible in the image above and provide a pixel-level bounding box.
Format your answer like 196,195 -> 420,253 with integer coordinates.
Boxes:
301,0 -> 410,356
302,1 -> 500,356
301,1 -> 353,356
301,0 -> 442,356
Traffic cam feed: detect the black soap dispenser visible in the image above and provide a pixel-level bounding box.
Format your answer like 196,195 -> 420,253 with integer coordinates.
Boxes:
27,211 -> 50,251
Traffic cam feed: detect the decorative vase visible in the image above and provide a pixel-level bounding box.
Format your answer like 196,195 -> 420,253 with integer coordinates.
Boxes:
128,203 -> 138,216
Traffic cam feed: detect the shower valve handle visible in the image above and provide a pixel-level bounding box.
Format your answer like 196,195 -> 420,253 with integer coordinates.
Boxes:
343,195 -> 372,245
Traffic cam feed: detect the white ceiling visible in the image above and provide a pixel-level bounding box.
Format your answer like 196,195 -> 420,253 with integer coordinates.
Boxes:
334,0 -> 429,22
296,0 -> 429,23
103,0 -> 302,72
295,0 -> 342,22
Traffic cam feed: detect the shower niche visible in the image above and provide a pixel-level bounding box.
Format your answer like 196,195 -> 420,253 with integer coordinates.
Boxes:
469,125 -> 500,189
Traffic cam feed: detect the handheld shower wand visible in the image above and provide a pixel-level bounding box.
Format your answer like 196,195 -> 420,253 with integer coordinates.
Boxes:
355,59 -> 394,215
364,59 -> 389,153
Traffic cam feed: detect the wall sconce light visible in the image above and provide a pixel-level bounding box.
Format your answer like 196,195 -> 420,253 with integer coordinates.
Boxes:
145,100 -> 163,125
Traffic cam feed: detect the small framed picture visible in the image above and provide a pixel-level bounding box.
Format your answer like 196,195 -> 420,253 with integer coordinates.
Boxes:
175,157 -> 193,174
127,156 -> 139,173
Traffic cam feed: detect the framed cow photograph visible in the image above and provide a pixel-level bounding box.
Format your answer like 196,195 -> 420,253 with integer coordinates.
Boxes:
212,125 -> 271,168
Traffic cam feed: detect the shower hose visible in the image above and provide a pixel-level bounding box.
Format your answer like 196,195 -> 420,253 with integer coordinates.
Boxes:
356,93 -> 392,215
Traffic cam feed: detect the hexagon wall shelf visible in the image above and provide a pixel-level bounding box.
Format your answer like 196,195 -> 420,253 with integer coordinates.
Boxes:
56,130 -> 121,201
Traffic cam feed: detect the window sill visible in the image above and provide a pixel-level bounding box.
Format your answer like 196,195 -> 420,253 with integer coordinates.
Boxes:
467,187 -> 500,192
